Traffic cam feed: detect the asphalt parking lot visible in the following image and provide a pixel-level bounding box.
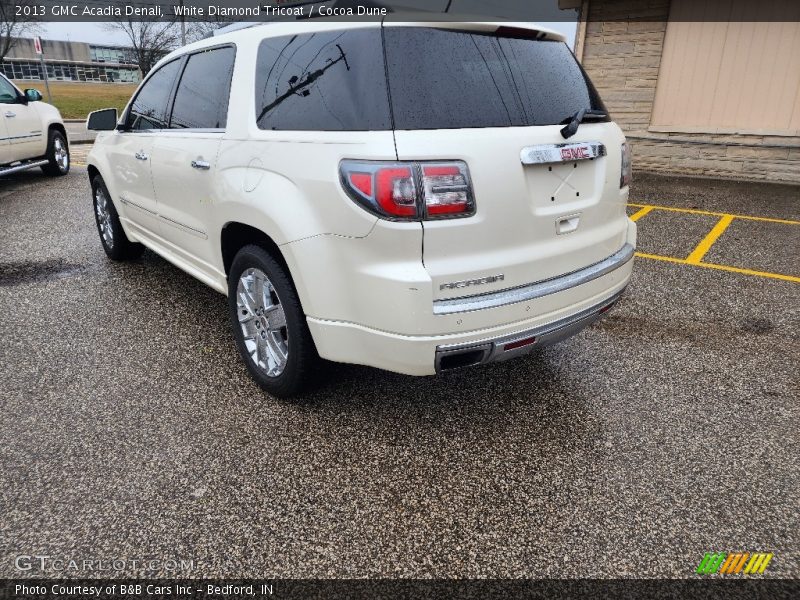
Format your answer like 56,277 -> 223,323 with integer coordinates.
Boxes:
1,165 -> 798,579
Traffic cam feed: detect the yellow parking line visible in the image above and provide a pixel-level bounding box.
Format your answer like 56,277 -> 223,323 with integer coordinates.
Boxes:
686,214 -> 734,264
697,262 -> 800,283
629,205 -> 654,222
635,252 -> 687,265
635,252 -> 800,283
628,203 -> 800,226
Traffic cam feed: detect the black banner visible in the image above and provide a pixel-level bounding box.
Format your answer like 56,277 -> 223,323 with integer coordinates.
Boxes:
2,579 -> 800,600
5,0 -> 576,23
5,0 -> 800,23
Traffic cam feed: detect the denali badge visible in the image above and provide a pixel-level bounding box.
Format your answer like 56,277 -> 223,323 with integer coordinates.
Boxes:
520,142 -> 606,165
440,274 -> 505,291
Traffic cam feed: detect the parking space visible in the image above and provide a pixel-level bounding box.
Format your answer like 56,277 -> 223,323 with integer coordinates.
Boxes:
628,201 -> 800,283
0,170 -> 797,578
628,206 -> 719,261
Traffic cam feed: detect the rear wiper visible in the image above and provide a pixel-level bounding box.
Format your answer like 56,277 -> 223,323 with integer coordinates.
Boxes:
560,109 -> 608,139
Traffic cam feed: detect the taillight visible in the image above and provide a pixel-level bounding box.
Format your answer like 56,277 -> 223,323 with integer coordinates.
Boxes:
376,167 -> 416,217
620,142 -> 632,188
420,163 -> 472,216
340,160 -> 475,221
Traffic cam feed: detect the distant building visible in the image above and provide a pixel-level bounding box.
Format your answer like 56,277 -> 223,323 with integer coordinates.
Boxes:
1,37 -> 142,83
561,0 -> 800,184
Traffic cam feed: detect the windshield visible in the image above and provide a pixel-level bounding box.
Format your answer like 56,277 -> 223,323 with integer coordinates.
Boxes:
383,27 -> 608,130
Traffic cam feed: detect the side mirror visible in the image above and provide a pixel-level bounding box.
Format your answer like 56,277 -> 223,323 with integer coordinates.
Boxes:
87,108 -> 118,131
24,88 -> 42,102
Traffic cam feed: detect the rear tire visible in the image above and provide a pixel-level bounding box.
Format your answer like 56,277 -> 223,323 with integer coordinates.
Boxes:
92,174 -> 145,261
228,245 -> 319,398
41,129 -> 70,176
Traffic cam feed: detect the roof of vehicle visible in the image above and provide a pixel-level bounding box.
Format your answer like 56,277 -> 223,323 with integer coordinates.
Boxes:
156,17 -> 566,70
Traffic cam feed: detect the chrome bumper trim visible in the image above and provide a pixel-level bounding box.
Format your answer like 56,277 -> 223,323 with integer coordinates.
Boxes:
435,288 -> 625,373
433,243 -> 635,315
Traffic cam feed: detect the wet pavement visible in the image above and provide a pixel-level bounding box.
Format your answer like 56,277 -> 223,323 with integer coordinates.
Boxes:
0,169 -> 797,578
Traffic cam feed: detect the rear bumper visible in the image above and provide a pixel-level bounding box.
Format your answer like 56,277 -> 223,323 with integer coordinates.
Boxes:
434,243 -> 634,315
434,288 -> 623,372
306,251 -> 632,376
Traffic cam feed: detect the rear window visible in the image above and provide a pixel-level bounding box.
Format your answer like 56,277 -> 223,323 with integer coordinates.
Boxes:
384,27 -> 608,130
254,29 -> 391,131
171,46 -> 235,129
126,59 -> 182,130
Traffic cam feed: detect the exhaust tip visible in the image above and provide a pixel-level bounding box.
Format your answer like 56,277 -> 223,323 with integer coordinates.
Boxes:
437,348 -> 487,372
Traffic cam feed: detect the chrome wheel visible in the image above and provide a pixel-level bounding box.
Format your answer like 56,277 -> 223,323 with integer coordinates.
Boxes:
54,137 -> 69,172
236,268 -> 289,377
94,186 -> 114,248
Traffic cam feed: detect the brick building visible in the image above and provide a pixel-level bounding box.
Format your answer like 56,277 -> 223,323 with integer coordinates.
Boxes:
564,0 -> 800,183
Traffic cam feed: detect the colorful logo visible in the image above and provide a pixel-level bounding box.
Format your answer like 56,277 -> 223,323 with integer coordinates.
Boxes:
696,552 -> 774,575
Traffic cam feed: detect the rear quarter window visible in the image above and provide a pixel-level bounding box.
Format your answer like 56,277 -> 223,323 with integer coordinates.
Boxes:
254,29 -> 391,131
384,27 -> 608,130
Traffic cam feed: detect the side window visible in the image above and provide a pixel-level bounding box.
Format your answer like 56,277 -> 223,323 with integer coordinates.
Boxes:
170,46 -> 236,129
254,29 -> 391,131
125,59 -> 182,131
0,77 -> 19,103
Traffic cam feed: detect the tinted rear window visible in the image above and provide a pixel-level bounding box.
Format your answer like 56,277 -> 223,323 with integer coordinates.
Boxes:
171,46 -> 235,129
255,29 -> 391,131
384,28 -> 608,130
126,59 -> 182,130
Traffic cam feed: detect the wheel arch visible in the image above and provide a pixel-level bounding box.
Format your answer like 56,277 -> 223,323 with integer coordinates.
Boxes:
47,122 -> 68,145
221,221 -> 290,278
87,164 -> 100,183
221,221 -> 313,315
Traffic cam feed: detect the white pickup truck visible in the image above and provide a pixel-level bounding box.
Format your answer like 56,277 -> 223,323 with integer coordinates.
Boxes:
0,72 -> 70,177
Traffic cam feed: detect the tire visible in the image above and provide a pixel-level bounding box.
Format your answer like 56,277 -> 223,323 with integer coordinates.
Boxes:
41,129 -> 70,176
228,245 -> 319,398
91,174 -> 145,261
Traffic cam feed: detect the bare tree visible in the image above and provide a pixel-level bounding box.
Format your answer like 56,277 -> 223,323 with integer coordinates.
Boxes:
104,20 -> 181,76
186,21 -> 228,44
0,0 -> 43,61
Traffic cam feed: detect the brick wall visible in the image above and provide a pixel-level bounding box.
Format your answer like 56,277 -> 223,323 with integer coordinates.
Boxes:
578,0 -> 800,184
580,0 -> 669,131
629,132 -> 800,183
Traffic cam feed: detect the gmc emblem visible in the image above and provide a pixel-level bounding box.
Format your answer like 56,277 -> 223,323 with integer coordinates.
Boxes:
561,146 -> 590,160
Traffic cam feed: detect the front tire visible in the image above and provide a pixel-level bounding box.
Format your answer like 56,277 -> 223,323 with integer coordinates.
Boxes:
228,245 -> 319,398
92,174 -> 145,261
41,129 -> 70,176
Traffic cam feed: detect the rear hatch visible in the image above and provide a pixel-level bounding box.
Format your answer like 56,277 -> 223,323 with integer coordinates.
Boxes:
384,25 -> 630,301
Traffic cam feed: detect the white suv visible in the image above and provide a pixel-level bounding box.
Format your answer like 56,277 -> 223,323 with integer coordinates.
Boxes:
0,73 -> 70,177
86,20 -> 636,397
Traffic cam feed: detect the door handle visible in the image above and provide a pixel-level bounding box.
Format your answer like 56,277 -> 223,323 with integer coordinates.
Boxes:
5,111 -> 16,118
134,151 -> 148,161
191,160 -> 211,170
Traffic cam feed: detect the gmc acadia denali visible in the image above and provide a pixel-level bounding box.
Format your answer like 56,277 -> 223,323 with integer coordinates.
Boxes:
86,20 -> 636,397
